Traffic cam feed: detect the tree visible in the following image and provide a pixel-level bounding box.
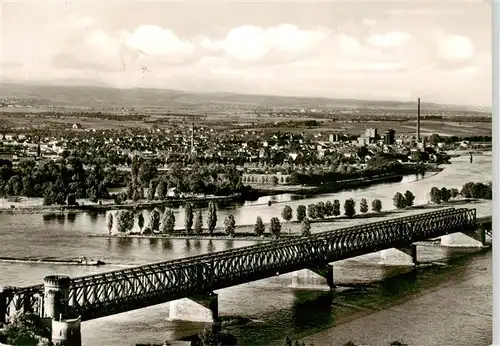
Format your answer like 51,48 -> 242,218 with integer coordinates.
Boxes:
198,322 -> 237,346
296,205 -> 307,222
156,179 -> 167,200
0,313 -> 51,346
271,176 -> 279,185
344,198 -> 356,218
194,210 -> 203,235
360,198 -> 368,213
460,181 -> 492,199
116,210 -> 134,233
307,204 -> 318,219
106,213 -> 113,235
160,209 -> 175,234
325,200 -> 334,217
440,187 -> 451,202
281,205 -> 293,221
450,188 -> 459,199
137,212 -> 144,232
138,160 -> 158,186
289,172 -> 300,185
404,190 -> 415,207
270,217 -> 281,238
224,214 -> 236,236
147,180 -> 156,200
333,199 -> 341,217
184,203 -> 194,235
207,201 -> 217,236
315,201 -> 326,219
254,216 -> 266,237
301,218 -> 311,236
430,187 -> 442,204
390,341 -> 408,346
147,208 -> 161,233
372,199 -> 382,212
133,186 -> 143,202
393,192 -> 406,209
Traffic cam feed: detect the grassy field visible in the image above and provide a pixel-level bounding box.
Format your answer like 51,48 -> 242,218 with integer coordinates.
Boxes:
1,83 -> 492,135
1,113 -> 492,136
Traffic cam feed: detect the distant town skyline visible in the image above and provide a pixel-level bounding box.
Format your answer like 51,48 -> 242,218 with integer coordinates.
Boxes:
1,1 -> 493,107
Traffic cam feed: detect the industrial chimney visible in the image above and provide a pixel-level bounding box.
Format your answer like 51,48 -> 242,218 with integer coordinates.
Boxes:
417,98 -> 421,142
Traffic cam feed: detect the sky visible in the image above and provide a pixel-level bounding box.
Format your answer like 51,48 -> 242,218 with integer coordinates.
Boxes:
0,1 -> 493,106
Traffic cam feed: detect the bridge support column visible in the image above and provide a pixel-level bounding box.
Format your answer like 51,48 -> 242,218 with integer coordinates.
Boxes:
440,231 -> 485,248
43,275 -> 70,320
168,292 -> 218,323
478,225 -> 487,246
291,266 -> 335,290
51,316 -> 82,346
0,286 -> 14,325
379,246 -> 417,266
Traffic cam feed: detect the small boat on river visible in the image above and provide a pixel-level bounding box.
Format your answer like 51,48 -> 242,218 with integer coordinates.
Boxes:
0,256 -> 105,266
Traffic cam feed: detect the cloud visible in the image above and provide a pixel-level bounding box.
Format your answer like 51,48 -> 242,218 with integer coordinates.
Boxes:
362,19 -> 377,26
367,31 -> 412,47
437,34 -> 475,61
124,25 -> 195,58
1,11 -> 490,106
202,24 -> 328,63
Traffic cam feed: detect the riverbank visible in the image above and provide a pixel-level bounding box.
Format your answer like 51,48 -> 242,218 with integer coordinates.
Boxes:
0,193 -> 242,215
87,198 -> 489,241
0,169 -> 440,215
252,172 -> 406,196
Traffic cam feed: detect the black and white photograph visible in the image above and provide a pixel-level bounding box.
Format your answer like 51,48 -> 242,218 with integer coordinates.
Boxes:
0,1 -> 496,346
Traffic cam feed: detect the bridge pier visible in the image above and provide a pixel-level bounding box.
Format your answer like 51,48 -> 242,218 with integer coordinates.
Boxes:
379,245 -> 417,266
0,286 -> 14,326
168,292 -> 218,323
440,229 -> 486,248
291,265 -> 335,290
43,275 -> 70,320
43,275 -> 82,346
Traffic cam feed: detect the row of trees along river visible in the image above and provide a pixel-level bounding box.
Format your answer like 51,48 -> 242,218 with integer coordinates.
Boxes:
106,181 -> 491,238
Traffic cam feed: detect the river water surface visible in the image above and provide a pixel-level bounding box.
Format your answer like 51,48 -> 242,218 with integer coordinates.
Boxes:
0,154 -> 492,345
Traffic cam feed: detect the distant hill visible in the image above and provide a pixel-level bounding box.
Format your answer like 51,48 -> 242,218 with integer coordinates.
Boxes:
0,82 -> 492,114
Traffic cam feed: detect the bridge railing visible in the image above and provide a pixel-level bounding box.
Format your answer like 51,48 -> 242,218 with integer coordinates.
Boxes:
3,207 -> 477,321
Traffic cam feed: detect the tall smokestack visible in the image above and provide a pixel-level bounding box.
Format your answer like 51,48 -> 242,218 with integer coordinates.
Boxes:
191,123 -> 194,153
417,98 -> 421,141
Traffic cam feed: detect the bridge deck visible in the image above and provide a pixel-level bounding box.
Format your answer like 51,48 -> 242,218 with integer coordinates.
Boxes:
3,207 -> 479,322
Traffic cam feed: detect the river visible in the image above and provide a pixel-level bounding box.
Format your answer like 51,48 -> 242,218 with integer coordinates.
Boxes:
0,154 -> 492,345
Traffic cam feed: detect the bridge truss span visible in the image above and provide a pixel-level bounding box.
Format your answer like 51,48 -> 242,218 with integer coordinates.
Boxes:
2,207 -> 476,322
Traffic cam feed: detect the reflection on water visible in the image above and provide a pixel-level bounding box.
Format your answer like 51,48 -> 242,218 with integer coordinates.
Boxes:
56,214 -> 65,225
67,213 -> 77,223
183,239 -> 191,253
225,239 -> 234,250
207,240 -> 215,253
193,239 -> 201,250
291,291 -> 335,331
42,214 -> 57,222
148,238 -> 158,251
162,239 -> 173,251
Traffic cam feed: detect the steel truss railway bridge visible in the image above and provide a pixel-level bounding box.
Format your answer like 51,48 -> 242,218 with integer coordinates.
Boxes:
0,207 -> 490,331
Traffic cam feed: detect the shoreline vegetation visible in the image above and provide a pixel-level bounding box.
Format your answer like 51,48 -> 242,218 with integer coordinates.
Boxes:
0,172 -> 417,214
91,198 -> 485,241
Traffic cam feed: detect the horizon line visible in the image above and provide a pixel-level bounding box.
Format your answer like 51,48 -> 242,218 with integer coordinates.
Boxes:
0,79 -> 493,110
